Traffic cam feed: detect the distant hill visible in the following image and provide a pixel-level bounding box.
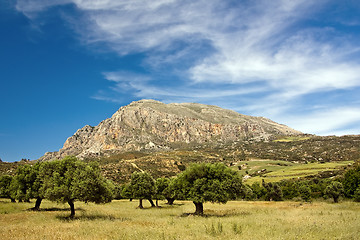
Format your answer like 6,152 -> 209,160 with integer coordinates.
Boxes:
39,99 -> 301,161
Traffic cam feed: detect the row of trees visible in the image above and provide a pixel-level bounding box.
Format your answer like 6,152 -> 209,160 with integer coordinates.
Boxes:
0,157 -> 113,217
1,157 -> 359,216
0,157 -> 244,215
242,163 -> 360,203
119,163 -> 244,214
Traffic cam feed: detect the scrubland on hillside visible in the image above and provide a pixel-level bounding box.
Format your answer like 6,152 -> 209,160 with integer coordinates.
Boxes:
1,199 -> 359,240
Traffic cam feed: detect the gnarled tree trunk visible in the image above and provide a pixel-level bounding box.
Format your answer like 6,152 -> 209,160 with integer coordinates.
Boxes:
148,199 -> 156,207
34,198 -> 42,210
166,198 -> 175,205
138,199 -> 144,209
193,201 -> 204,215
68,200 -> 75,217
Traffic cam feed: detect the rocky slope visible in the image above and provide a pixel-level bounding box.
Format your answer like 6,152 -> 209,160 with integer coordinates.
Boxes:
40,99 -> 302,161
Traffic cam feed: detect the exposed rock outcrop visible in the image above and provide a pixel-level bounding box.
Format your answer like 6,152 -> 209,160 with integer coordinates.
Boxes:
39,99 -> 302,161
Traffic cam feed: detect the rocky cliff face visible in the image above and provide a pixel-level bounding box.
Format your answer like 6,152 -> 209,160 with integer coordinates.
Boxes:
40,99 -> 302,161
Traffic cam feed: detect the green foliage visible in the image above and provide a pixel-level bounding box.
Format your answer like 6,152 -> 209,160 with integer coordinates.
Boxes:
325,181 -> 344,203
39,156 -> 113,215
72,162 -> 114,204
9,163 -> 42,202
299,184 -> 312,202
128,171 -> 156,200
40,156 -> 78,203
280,181 -> 300,200
354,186 -> 360,202
241,184 -> 254,200
343,164 -> 360,198
263,180 -> 283,201
250,182 -> 266,200
121,184 -> 133,199
112,183 -> 124,199
154,177 -> 170,201
173,163 -> 243,214
0,175 -> 13,199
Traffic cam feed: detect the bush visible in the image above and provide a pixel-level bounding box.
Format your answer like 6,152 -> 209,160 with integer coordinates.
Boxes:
299,185 -> 311,202
325,181 -> 344,203
354,187 -> 360,202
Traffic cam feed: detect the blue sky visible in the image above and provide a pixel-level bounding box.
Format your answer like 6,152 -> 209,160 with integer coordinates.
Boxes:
1,0 -> 360,162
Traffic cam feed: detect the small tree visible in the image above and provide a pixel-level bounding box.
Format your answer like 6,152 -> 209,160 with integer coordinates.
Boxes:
40,156 -> 113,217
173,163 -> 243,215
299,185 -> 312,202
263,180 -> 283,201
163,178 -> 177,205
280,181 -> 300,200
112,183 -> 124,200
9,163 -> 44,209
241,185 -> 254,200
0,175 -> 16,202
354,186 -> 360,202
325,181 -> 344,203
250,182 -> 266,200
154,177 -> 170,207
128,171 -> 156,209
121,183 -> 133,200
343,164 -> 360,198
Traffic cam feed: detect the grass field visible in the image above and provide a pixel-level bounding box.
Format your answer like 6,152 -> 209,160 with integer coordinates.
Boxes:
273,136 -> 311,142
236,160 -> 352,185
1,199 -> 359,240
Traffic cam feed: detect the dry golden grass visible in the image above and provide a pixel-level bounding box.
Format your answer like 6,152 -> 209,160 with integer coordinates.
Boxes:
1,199 -> 359,240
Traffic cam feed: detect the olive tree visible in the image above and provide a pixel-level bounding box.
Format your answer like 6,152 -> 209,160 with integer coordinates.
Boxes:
299,185 -> 312,202
40,156 -> 113,217
262,180 -> 283,201
9,163 -> 43,209
0,175 -> 16,202
325,181 -> 344,203
127,171 -> 156,209
154,177 -> 171,207
343,164 -> 360,198
173,163 -> 243,215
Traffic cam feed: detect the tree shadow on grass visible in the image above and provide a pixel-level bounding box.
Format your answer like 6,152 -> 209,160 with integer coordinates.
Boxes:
135,203 -> 185,210
180,210 -> 251,218
27,207 -> 85,212
156,203 -> 185,209
56,214 -> 130,222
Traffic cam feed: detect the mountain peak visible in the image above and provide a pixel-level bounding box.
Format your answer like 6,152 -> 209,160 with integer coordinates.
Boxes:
39,100 -> 302,161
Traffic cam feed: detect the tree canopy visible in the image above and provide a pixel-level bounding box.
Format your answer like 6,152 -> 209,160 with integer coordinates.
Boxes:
126,171 -> 156,209
325,181 -> 344,203
343,164 -> 360,198
173,163 -> 243,215
0,175 -> 15,202
40,156 -> 113,217
9,163 -> 43,209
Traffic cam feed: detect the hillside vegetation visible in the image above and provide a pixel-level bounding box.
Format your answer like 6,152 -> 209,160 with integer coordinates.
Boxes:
1,135 -> 360,185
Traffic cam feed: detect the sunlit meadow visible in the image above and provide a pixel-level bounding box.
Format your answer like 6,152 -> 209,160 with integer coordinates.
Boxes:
1,199 -> 359,239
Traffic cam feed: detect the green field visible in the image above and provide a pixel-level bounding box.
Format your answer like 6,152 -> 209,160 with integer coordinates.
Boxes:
234,160 -> 352,185
273,136 -> 311,142
1,199 -> 359,239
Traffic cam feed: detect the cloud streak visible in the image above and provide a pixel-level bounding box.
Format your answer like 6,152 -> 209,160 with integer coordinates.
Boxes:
16,0 -> 360,135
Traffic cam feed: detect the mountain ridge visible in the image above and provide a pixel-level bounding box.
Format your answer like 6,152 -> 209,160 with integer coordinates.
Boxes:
39,99 -> 302,161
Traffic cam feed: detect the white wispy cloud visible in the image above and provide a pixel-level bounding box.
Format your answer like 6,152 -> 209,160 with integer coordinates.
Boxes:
16,0 -> 360,135
283,107 -> 360,135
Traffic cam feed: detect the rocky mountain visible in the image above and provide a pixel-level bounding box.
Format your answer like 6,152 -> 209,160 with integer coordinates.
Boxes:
40,99 -> 302,161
